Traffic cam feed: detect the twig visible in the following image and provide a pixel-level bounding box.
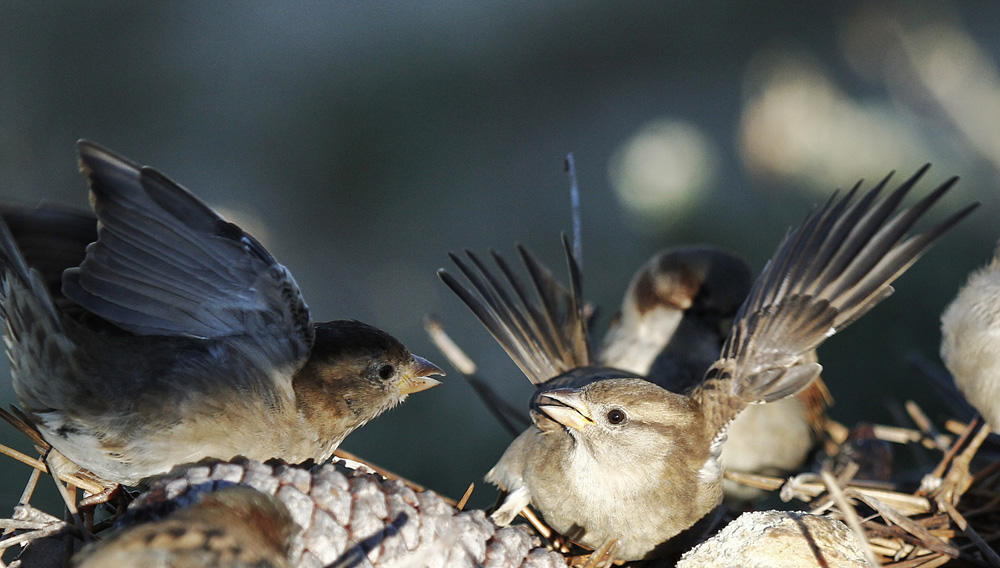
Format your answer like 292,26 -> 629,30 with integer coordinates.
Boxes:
0,442 -> 104,495
920,416 -> 981,496
423,315 -> 530,436
456,483 -> 475,511
871,424 -> 948,450
845,490 -> 958,558
940,500 -> 1000,567
0,521 -> 67,551
821,468 -> 881,568
905,401 -> 949,452
564,153 -> 582,271
724,469 -> 785,491
332,448 -> 457,507
43,454 -> 90,543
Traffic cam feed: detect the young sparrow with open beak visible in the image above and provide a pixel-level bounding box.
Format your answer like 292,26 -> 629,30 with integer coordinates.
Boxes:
0,141 -> 442,486
600,247 -> 831,503
440,166 -> 974,561
940,241 -> 1000,431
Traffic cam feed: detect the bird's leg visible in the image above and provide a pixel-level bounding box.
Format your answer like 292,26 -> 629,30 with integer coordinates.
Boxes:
926,416 -> 990,507
517,506 -> 574,554
78,484 -> 131,533
576,539 -> 619,568
78,484 -> 126,509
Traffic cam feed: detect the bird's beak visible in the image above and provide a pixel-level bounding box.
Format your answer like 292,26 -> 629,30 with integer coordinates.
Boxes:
535,387 -> 594,431
398,354 -> 444,394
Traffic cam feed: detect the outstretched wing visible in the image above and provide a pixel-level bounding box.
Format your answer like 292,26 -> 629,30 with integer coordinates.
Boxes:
695,165 -> 977,433
439,234 -> 591,385
64,141 -> 314,367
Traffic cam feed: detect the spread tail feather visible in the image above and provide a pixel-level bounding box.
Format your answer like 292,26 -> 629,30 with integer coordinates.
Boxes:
439,234 -> 591,385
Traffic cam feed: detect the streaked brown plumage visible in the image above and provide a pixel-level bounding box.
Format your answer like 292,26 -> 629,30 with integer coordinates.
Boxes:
72,486 -> 294,568
0,141 -> 442,486
600,247 -> 831,503
440,166 -> 975,560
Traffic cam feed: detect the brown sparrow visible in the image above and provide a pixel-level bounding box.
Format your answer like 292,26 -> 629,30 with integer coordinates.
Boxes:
71,486 -> 294,568
0,141 -> 443,486
940,242 -> 1000,431
600,247 -> 831,502
440,166 -> 975,560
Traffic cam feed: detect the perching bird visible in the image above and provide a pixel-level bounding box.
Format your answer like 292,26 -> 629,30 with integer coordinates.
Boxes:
440,166 -> 975,561
940,241 -> 1000,431
71,486 -> 295,568
600,247 -> 753,390
0,141 -> 443,486
600,247 -> 831,503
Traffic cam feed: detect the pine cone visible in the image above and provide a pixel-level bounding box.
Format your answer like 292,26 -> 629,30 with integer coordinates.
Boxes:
115,458 -> 567,568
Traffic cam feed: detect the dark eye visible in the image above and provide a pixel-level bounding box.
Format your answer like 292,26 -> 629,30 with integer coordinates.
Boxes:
378,364 -> 395,380
607,409 -> 626,425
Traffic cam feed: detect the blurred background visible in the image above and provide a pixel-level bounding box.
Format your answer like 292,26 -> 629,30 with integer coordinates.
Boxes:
1,2 -> 999,513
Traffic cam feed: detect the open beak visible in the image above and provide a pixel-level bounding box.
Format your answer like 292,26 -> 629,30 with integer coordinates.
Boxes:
398,354 -> 444,394
534,387 -> 594,431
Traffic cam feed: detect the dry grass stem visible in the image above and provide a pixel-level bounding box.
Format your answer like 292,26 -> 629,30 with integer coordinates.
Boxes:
456,483 -> 475,511
332,448 -> 457,506
821,468 -> 881,567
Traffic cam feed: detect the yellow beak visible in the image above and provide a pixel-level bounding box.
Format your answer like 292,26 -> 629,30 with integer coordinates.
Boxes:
397,354 -> 444,394
535,387 -> 594,431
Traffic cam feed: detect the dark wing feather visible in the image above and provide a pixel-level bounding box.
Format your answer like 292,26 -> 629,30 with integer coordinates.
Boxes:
695,166 -> 977,433
0,204 -> 97,311
439,234 -> 591,385
64,141 -> 314,366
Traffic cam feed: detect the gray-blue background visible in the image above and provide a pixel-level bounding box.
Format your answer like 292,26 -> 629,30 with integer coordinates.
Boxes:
1,2 -> 998,514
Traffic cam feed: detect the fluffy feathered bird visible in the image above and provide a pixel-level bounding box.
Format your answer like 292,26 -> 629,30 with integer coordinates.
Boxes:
600,246 -> 831,503
0,141 -> 442,486
940,241 -> 1000,432
440,166 -> 974,560
72,486 -> 294,568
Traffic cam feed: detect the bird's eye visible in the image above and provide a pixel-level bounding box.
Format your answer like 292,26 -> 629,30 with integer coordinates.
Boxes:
378,364 -> 395,380
607,408 -> 627,425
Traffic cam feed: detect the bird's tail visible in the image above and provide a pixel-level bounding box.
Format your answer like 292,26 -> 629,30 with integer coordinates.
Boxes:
439,235 -> 592,386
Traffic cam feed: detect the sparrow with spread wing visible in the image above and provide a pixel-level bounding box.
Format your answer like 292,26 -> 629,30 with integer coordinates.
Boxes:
440,166 -> 975,560
601,246 -> 831,503
0,141 -> 443,486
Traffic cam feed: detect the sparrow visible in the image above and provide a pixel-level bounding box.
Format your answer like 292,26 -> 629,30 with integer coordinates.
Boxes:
0,141 -> 443,486
600,246 -> 753,391
940,241 -> 1000,431
440,166 -> 975,561
600,247 -> 831,503
71,486 -> 294,568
